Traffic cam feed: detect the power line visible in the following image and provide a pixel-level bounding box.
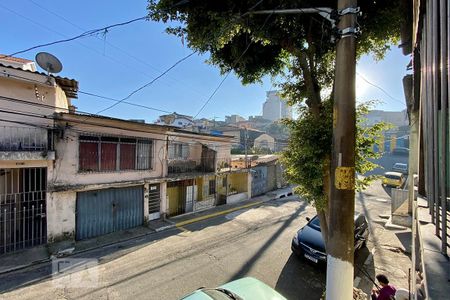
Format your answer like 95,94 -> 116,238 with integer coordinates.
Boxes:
0,13 -> 147,59
193,7 -> 275,118
356,72 -> 406,107
78,91 -> 172,114
26,0 -> 209,99
95,52 -> 196,114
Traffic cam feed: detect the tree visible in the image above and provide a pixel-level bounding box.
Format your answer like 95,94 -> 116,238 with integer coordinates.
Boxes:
148,0 -> 401,295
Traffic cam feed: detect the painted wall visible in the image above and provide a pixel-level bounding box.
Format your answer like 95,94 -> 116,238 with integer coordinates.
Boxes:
46,191 -> 76,242
51,128 -> 167,189
254,134 -> 276,151
0,68 -> 70,130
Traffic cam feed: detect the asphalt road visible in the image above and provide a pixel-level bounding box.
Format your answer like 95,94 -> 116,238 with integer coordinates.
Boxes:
0,181 -> 394,300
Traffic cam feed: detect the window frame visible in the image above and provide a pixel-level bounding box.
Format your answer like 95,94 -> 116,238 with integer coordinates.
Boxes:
78,135 -> 154,173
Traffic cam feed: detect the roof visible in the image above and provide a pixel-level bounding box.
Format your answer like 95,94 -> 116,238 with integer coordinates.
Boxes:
0,62 -> 78,98
0,55 -> 33,64
57,112 -> 235,141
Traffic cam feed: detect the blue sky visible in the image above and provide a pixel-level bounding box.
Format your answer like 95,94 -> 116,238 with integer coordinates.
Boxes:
1,0 -> 410,122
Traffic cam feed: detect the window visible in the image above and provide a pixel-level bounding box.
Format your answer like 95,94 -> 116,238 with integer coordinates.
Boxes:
79,136 -> 99,172
79,135 -> 153,172
137,140 -> 153,170
169,143 -> 189,159
209,179 -> 216,195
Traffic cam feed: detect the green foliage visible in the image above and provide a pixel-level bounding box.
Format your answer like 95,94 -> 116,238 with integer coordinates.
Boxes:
282,100 -> 390,209
281,99 -> 332,210
148,0 -> 402,211
148,1 -> 402,84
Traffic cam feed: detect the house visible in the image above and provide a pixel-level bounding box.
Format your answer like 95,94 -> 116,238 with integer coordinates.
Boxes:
231,155 -> 287,197
50,113 -> 170,242
156,112 -> 194,128
0,55 -> 243,254
215,126 -> 263,149
0,57 -> 78,254
165,130 -> 232,214
254,133 -> 276,151
225,114 -> 245,124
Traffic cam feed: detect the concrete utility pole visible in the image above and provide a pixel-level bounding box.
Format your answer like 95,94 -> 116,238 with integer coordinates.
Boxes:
327,0 -> 358,299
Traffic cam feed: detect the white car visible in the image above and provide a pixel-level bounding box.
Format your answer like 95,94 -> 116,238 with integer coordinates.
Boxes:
392,163 -> 408,174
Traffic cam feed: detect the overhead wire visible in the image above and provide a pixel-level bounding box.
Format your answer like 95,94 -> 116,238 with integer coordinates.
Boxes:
356,72 -> 406,107
193,3 -> 275,118
26,0 -> 209,99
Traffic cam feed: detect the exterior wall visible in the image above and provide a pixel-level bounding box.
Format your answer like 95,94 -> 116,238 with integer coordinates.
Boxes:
251,165 -> 268,196
254,134 -> 276,151
46,191 -> 76,242
0,68 -> 69,129
266,164 -> 278,191
228,172 -> 248,194
50,128 -> 166,190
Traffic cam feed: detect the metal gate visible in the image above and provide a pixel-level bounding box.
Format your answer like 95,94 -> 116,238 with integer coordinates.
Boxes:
0,168 -> 47,255
148,184 -> 160,221
76,186 -> 143,240
251,166 -> 268,197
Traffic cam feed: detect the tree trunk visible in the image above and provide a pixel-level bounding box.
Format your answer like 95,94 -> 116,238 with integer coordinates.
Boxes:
319,155 -> 331,251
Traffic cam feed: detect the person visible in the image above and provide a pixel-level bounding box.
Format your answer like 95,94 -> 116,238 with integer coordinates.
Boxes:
371,274 -> 397,300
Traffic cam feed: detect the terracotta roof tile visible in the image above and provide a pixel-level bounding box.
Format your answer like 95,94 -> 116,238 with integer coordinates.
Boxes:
0,55 -> 33,64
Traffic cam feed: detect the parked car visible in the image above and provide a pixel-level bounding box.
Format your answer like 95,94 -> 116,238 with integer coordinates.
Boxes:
180,277 -> 287,300
382,171 -> 405,188
391,147 -> 409,156
291,214 -> 369,264
392,162 -> 408,174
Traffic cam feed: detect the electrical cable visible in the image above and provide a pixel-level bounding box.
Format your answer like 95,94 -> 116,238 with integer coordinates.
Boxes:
193,6 -> 275,118
356,72 -> 406,107
95,52 -> 196,114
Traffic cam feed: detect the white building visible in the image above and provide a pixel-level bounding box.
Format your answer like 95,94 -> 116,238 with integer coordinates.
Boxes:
262,91 -> 292,121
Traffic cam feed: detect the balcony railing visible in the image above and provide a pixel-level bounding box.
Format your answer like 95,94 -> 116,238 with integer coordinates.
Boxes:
0,126 -> 49,151
167,159 -> 215,174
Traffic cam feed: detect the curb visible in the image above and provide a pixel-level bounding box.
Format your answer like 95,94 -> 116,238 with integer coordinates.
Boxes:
0,190 -> 290,276
174,200 -> 265,227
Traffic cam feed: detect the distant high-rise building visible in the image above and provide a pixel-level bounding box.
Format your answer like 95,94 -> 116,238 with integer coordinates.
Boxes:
262,91 -> 292,121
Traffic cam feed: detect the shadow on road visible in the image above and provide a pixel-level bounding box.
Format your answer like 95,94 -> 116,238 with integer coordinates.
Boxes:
381,184 -> 393,197
228,201 -> 308,281
275,254 -> 326,300
0,227 -> 180,293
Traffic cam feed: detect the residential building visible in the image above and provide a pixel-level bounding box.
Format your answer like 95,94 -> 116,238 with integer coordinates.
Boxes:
215,126 -> 263,149
262,91 -> 292,121
231,155 -> 287,197
156,112 -> 194,128
399,1 -> 449,298
254,133 -> 276,151
363,109 -> 408,128
0,55 -> 241,255
0,58 -> 78,254
225,114 -> 245,124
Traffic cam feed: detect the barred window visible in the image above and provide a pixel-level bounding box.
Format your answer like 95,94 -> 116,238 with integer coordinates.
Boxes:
79,136 -> 153,172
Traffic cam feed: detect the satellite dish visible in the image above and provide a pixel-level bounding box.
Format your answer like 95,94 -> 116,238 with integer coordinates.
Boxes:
35,52 -> 63,74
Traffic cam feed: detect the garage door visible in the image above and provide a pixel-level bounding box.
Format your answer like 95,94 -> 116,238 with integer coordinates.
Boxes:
76,186 -> 143,240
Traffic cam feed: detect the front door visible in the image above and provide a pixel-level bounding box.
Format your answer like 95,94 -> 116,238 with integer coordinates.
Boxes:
148,184 -> 161,221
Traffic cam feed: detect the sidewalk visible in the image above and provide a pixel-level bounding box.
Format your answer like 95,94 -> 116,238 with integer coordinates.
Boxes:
354,188 -> 412,297
417,197 -> 450,300
0,187 -> 292,274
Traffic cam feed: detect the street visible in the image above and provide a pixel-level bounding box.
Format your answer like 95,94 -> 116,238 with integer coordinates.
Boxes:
0,181 -> 396,300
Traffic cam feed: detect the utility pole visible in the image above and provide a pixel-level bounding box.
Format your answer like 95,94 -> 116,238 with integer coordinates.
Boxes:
327,0 -> 358,299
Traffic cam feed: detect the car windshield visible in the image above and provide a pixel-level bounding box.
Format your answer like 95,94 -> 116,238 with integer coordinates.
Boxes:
385,174 -> 401,179
308,216 -> 321,231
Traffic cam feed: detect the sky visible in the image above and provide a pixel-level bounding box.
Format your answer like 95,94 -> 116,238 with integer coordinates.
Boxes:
1,0 -> 411,123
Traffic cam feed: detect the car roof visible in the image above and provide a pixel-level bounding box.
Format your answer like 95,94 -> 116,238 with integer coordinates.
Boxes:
393,163 -> 407,166
385,171 -> 403,176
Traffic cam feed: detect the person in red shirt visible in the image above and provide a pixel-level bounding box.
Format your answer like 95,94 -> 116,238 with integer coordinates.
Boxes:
371,274 -> 397,300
